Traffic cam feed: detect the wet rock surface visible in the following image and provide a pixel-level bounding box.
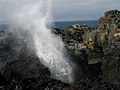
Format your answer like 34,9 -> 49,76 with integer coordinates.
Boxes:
54,24 -> 96,55
53,9 -> 120,89
0,31 -> 72,90
0,9 -> 120,90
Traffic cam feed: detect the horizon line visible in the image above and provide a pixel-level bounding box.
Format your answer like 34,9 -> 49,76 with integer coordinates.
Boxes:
53,19 -> 98,22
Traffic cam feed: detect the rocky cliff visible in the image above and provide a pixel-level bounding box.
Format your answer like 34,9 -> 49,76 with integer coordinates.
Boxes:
0,9 -> 120,90
54,9 -> 120,89
82,10 -> 120,84
98,9 -> 120,85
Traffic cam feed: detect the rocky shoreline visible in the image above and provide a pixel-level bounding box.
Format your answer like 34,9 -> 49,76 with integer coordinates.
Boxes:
54,9 -> 120,89
0,9 -> 120,90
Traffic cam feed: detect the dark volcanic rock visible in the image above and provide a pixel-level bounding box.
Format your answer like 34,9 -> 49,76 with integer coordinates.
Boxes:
54,24 -> 96,55
97,10 -> 120,84
54,9 -> 120,89
0,73 -> 8,86
21,78 -> 69,90
102,55 -> 120,84
0,30 -> 74,90
1,9 -> 120,90
0,30 -> 51,84
61,24 -> 96,44
0,59 -> 50,82
0,30 -> 72,90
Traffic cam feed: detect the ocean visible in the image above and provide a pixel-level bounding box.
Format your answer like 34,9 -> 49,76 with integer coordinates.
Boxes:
0,24 -> 8,31
0,20 -> 98,31
54,20 -> 98,29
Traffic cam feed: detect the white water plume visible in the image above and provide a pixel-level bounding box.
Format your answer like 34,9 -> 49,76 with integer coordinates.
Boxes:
0,0 -> 74,83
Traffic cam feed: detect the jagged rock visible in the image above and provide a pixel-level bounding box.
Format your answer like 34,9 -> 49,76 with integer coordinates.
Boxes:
82,10 -> 120,63
0,30 -> 72,90
54,25 -> 97,80
0,59 -> 50,82
102,55 -> 120,85
93,9 -> 120,84
55,24 -> 96,55
0,31 -> 51,83
54,10 -> 120,86
1,9 -> 120,90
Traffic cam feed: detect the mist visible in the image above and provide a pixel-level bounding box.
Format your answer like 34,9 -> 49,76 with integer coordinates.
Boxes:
0,0 -> 75,83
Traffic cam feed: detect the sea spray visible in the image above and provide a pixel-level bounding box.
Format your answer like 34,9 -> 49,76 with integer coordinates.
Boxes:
0,0 -> 74,83
32,0 -> 74,83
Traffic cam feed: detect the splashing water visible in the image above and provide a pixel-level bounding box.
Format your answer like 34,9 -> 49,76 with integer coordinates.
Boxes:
32,0 -> 74,83
0,0 -> 74,83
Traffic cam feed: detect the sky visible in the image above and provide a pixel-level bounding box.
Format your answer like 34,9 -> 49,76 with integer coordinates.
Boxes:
0,0 -> 120,23
52,0 -> 120,21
